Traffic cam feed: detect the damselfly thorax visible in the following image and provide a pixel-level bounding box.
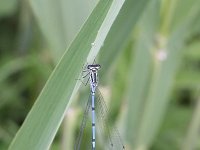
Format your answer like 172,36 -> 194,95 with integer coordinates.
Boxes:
87,64 -> 101,86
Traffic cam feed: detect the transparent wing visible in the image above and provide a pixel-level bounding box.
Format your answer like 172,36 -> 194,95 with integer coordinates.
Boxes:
96,88 -> 125,150
74,94 -> 91,150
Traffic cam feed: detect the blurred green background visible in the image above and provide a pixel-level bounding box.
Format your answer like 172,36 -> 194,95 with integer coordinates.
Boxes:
0,0 -> 200,150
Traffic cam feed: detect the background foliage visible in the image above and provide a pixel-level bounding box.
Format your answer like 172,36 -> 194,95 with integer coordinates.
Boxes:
0,0 -> 200,150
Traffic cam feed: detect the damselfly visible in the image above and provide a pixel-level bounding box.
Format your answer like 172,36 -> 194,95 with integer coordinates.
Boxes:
75,63 -> 125,150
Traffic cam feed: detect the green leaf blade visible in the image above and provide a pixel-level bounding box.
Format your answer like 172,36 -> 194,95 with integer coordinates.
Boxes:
8,0 -> 115,149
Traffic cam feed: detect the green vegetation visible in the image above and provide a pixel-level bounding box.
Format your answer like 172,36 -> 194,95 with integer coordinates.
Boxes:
0,0 -> 200,150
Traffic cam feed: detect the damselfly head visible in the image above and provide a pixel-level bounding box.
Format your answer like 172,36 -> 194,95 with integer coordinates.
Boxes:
87,64 -> 101,71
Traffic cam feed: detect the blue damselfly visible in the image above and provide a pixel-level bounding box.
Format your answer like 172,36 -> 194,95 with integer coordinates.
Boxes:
75,63 -> 125,150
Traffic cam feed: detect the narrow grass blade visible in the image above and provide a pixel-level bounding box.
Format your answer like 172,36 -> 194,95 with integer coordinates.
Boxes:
0,56 -> 50,84
99,0 -> 149,73
125,0 -> 160,148
135,2 -> 200,149
29,0 -> 96,61
8,0 -> 126,149
182,93 -> 200,150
